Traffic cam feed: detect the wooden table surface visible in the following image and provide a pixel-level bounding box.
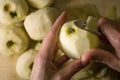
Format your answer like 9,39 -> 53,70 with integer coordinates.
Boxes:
0,0 -> 120,80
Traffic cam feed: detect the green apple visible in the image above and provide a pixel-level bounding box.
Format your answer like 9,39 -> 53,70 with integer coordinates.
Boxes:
0,0 -> 29,25
27,0 -> 54,9
16,49 -> 37,79
0,25 -> 30,56
59,16 -> 100,59
24,7 -> 60,41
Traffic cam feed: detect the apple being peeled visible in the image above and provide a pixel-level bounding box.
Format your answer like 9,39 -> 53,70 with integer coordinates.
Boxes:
24,7 -> 60,41
0,25 -> 30,56
0,0 -> 29,25
27,0 -> 54,9
59,16 -> 100,59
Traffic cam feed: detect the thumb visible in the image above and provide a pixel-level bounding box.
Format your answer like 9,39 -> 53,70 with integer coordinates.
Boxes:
81,48 -> 120,72
51,59 -> 85,80
98,18 -> 120,58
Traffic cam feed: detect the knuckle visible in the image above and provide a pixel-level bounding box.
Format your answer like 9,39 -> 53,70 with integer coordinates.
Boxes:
113,35 -> 120,48
52,73 -> 65,80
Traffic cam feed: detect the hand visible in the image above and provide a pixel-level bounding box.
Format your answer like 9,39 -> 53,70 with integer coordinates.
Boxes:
81,17 -> 120,72
30,12 -> 85,80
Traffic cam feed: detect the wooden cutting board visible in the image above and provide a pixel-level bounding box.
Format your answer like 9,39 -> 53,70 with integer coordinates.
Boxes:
0,54 -> 23,80
0,0 -> 120,80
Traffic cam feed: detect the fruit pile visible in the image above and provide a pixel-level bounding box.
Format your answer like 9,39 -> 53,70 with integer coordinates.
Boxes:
0,0 -> 119,80
0,0 -> 60,79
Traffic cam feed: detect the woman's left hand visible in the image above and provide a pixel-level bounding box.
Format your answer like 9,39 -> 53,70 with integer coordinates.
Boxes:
30,12 -> 85,80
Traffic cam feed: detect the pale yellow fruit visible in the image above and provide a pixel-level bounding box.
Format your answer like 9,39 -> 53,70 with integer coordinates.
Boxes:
54,49 -> 64,61
24,7 -> 60,41
16,49 -> 37,79
34,42 -> 42,51
0,25 -> 30,56
0,0 -> 29,25
27,0 -> 54,8
59,16 -> 100,59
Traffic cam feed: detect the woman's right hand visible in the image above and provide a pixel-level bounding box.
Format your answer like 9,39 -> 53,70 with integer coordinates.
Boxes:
81,17 -> 120,72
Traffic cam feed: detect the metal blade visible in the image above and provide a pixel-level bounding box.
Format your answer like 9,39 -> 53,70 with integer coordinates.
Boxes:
74,20 -> 109,44
74,20 -> 100,36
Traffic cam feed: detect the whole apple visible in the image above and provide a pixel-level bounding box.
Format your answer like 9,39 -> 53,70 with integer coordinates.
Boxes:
0,25 -> 30,56
27,0 -> 54,9
16,49 -> 37,79
59,16 -> 100,59
24,7 -> 60,41
0,0 -> 29,25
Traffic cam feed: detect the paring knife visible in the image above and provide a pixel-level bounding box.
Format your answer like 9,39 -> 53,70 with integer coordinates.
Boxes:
74,20 -> 109,44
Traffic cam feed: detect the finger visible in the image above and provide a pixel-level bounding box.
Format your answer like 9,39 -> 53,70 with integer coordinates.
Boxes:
54,55 -> 69,69
51,59 -> 84,80
81,48 -> 120,72
39,12 -> 67,59
30,12 -> 67,80
98,18 -> 120,56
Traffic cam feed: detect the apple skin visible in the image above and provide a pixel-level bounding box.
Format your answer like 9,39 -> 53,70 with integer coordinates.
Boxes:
27,0 -> 54,9
59,20 -> 100,59
16,49 -> 37,79
24,7 -> 60,41
0,0 -> 29,25
0,25 -> 30,56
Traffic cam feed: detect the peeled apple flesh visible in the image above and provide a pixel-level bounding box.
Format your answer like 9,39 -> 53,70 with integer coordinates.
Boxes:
0,0 -> 29,25
34,42 -> 42,51
0,25 -> 30,56
27,0 -> 54,9
59,16 -> 100,59
24,7 -> 60,41
16,49 -> 38,79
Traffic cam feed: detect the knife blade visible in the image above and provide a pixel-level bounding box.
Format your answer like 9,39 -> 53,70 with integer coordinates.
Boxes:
74,20 -> 109,44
